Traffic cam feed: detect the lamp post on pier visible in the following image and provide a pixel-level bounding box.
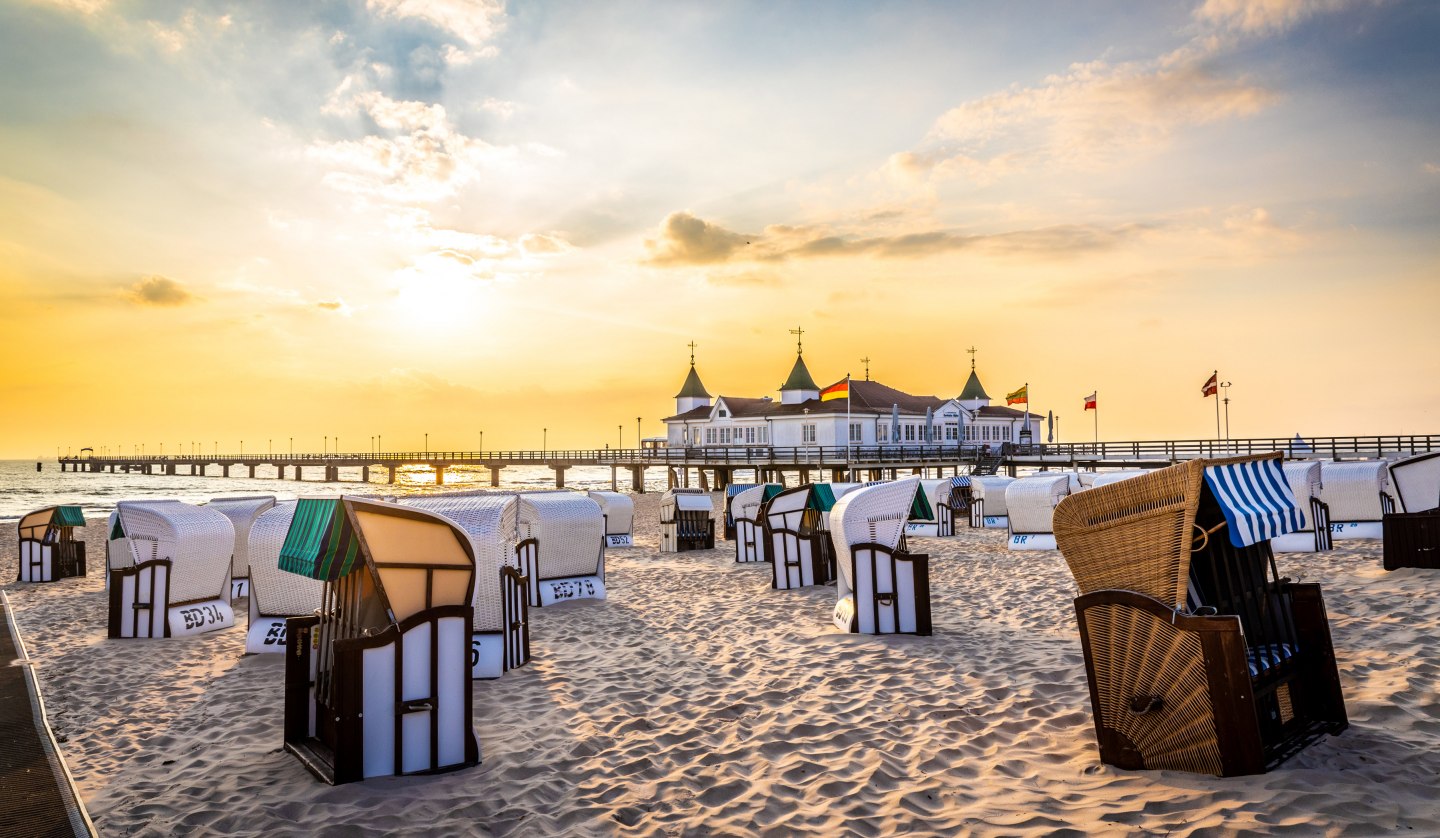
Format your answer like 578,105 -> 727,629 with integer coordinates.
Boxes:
1220,381 -> 1233,443
636,417 -> 641,451
543,428 -> 547,454
618,424 -> 622,450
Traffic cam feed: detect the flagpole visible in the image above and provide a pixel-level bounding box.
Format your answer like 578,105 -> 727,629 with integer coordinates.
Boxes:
846,373 -> 852,466
1213,369 -> 1221,442
1094,389 -> 1098,446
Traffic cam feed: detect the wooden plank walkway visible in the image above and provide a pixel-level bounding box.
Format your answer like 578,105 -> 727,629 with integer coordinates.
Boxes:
0,592 -> 95,838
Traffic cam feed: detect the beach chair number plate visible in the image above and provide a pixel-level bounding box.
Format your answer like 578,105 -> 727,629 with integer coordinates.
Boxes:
245,617 -> 289,654
984,516 -> 1006,528
1329,521 -> 1383,539
832,597 -> 856,632
605,534 -> 633,547
538,576 -> 607,607
231,578 -> 250,598
168,598 -> 236,637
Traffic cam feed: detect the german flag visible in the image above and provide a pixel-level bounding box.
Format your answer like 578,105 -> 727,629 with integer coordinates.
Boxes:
820,378 -> 849,402
1006,385 -> 1028,405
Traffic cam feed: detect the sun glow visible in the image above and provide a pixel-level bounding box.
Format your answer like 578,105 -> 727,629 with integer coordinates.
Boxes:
390,256 -> 494,335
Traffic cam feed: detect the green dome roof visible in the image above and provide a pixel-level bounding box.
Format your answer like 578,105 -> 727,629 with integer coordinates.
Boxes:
959,369 -> 989,401
780,355 -> 819,391
675,365 -> 711,399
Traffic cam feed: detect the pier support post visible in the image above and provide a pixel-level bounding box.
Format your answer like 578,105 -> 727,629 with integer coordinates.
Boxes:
222,464 -> 230,477
326,466 -> 339,483
668,468 -> 678,489
552,466 -> 568,489
277,465 -> 286,480
434,464 -> 445,485
611,465 -> 618,492
248,464 -> 256,478
361,465 -> 369,483
387,466 -> 396,484
294,466 -> 302,481
630,466 -> 645,493
714,467 -> 729,491
698,469 -> 709,492
489,465 -> 502,487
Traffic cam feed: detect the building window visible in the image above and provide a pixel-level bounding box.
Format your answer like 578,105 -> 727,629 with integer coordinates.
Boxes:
946,426 -> 958,441
802,424 -> 816,443
745,427 -> 755,444
849,423 -> 862,442
759,427 -> 768,444
904,425 -> 915,441
706,428 -> 715,444
718,409 -> 728,418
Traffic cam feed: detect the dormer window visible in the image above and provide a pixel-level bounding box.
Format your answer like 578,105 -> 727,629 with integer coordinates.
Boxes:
718,409 -> 728,418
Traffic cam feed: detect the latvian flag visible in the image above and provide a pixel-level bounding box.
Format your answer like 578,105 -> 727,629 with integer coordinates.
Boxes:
1202,372 -> 1218,398
1005,385 -> 1028,405
820,378 -> 849,402
1083,392 -> 1097,410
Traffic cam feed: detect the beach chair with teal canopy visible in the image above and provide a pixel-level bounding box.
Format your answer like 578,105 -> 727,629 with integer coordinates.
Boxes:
17,505 -> 87,583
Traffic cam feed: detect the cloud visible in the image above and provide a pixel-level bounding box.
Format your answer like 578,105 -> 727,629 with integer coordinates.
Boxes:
366,0 -> 506,53
126,275 -> 193,306
1193,0 -> 1349,36
706,270 -> 783,288
25,0 -> 109,15
315,299 -> 353,315
644,212 -> 756,266
1425,162 -> 1440,175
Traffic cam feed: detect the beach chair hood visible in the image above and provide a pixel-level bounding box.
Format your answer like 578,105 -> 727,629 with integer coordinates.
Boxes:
116,500 -> 235,604
1388,452 -> 1440,513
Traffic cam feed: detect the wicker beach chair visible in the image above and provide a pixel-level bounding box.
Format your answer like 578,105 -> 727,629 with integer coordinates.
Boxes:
1270,462 -> 1333,553
936,476 -> 972,536
16,505 -> 86,583
404,494 -> 531,676
587,490 -> 635,547
766,485 -> 832,589
660,489 -> 715,552
281,497 -> 479,784
244,501 -> 324,654
206,495 -> 277,599
968,476 -> 1015,528
1005,474 -> 1074,551
1087,470 -> 1147,489
1381,452 -> 1440,570
108,500 -> 237,638
1318,461 -> 1394,540
733,485 -> 780,563
902,479 -> 951,538
723,484 -> 758,540
830,479 -> 932,635
516,493 -> 607,607
1053,455 -> 1347,776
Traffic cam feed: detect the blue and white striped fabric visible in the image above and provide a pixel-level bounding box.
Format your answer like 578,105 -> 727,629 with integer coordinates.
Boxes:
950,476 -> 972,488
1203,459 -> 1305,548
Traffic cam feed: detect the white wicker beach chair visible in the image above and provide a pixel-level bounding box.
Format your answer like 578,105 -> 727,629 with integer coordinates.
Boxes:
206,495 -> 276,599
1087,471 -> 1148,489
281,497 -> 478,784
516,492 -> 607,606
16,505 -> 86,583
732,485 -> 776,563
1388,453 -> 1440,514
109,500 -> 236,638
660,489 -> 715,553
766,486 -> 830,589
934,476 -> 972,536
968,476 -> 1015,528
402,493 -> 530,677
1270,462 -> 1333,552
243,501 -> 324,653
587,490 -> 635,547
1319,461 -> 1394,540
1004,474 -> 1074,551
830,478 -> 931,635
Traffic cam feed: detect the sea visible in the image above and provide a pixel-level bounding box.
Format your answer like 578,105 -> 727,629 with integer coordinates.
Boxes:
0,460 -> 677,522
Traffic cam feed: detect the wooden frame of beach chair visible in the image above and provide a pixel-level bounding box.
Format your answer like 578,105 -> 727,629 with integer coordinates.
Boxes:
1271,462 -> 1333,553
765,486 -> 832,589
281,497 -> 479,785
660,489 -> 715,553
107,500 -> 236,639
513,493 -> 606,607
722,484 -> 759,541
16,505 -> 87,583
243,501 -> 324,654
1318,461 -> 1395,540
587,490 -> 635,547
1380,452 -> 1440,570
1005,475 -> 1074,551
206,495 -> 276,599
831,479 -> 932,636
403,493 -> 531,677
967,477 -> 1014,529
1053,455 -> 1347,776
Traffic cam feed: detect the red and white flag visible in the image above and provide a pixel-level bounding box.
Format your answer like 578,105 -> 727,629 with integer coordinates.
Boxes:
1202,372 -> 1218,398
1083,392 -> 1097,410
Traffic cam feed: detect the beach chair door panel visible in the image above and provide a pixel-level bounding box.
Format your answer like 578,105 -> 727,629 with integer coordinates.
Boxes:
19,541 -> 50,582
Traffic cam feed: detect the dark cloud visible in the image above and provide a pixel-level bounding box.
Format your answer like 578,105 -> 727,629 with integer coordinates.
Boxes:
127,275 -> 193,306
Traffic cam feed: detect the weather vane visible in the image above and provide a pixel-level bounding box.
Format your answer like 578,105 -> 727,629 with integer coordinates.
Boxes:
687,340 -> 697,366
966,345 -> 978,370
861,356 -> 871,381
789,326 -> 804,355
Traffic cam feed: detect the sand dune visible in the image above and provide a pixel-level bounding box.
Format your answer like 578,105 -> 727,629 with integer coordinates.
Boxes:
4,494 -> 1440,836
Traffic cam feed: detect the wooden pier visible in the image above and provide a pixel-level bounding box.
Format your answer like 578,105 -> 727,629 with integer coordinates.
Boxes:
54,434 -> 1440,492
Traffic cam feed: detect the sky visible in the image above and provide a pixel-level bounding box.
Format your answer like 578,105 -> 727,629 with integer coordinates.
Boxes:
1,0 -> 1437,458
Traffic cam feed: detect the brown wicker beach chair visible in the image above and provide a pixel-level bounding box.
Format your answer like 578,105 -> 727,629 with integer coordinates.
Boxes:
1053,454 -> 1347,776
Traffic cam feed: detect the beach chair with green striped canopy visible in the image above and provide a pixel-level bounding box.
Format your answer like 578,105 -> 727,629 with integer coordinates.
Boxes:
17,505 -> 87,583
280,496 -> 479,785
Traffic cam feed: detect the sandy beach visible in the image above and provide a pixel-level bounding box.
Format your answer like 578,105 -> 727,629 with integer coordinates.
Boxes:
4,492 -> 1440,837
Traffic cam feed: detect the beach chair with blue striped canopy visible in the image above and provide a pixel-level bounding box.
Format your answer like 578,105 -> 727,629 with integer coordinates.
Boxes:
732,484 -> 781,563
1053,454 -> 1347,776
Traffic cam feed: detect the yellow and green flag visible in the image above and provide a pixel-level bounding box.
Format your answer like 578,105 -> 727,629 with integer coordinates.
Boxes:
1006,385 -> 1028,405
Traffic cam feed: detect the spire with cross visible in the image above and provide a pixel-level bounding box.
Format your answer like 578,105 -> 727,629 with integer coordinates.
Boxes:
789,326 -> 804,355
861,356 -> 871,381
966,345 -> 978,371
687,341 -> 697,367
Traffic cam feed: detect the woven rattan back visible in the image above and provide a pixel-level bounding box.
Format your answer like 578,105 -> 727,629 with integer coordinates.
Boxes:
1053,459 -> 1204,606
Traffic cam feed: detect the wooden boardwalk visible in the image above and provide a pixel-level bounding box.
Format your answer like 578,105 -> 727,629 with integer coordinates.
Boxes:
55,434 -> 1439,491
